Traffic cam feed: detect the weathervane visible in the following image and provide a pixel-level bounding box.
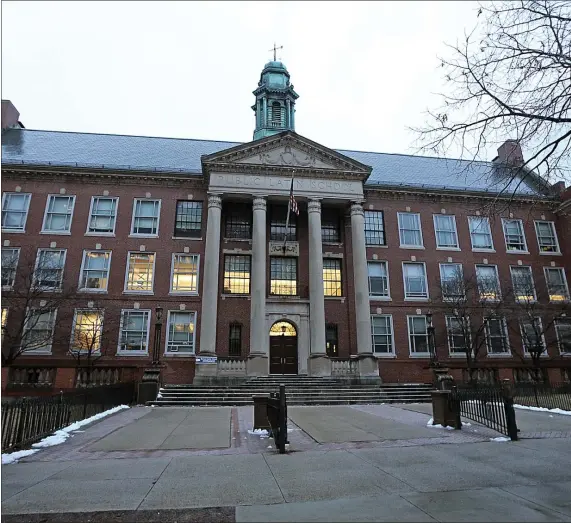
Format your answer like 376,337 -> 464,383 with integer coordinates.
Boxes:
269,42 -> 283,61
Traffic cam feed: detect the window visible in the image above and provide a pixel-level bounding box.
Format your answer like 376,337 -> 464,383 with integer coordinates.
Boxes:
79,251 -> 111,291
433,215 -> 459,249
326,324 -> 339,357
131,199 -> 160,236
439,263 -> 464,300
534,221 -> 560,254
321,208 -> 340,243
468,216 -> 494,251
520,318 -> 545,354
270,257 -> 297,295
323,258 -> 342,297
1,247 -> 20,288
1,307 -> 7,342
125,252 -> 155,293
87,197 -> 118,234
371,315 -> 394,354
174,201 -> 203,238
71,309 -> 104,353
223,255 -> 251,294
510,266 -> 536,302
2,192 -> 31,232
476,264 -> 501,301
403,262 -> 428,299
270,205 -> 296,241
446,316 -> 469,354
166,311 -> 196,353
171,254 -> 199,294
485,317 -> 509,354
555,319 -> 571,354
502,219 -> 528,252
34,249 -> 66,290
408,316 -> 429,354
398,212 -> 423,247
225,203 -> 252,239
42,195 -> 75,233
229,323 -> 242,357
368,261 -> 390,298
118,310 -> 150,353
22,309 -> 57,353
364,211 -> 386,246
544,267 -> 570,302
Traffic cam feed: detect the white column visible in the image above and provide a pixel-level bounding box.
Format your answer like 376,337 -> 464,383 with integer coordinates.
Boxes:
249,196 -> 267,356
198,193 -> 222,356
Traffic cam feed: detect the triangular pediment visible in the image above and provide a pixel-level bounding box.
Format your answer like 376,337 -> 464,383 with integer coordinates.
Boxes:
201,131 -> 371,178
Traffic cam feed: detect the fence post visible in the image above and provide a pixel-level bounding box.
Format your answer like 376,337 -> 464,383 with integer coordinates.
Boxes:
501,379 -> 519,441
278,384 -> 287,454
15,398 -> 29,449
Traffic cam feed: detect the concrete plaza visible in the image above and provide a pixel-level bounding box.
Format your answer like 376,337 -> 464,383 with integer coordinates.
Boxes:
2,403 -> 570,522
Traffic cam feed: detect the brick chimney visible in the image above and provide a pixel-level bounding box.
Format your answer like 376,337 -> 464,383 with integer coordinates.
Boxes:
495,139 -> 524,167
1,100 -> 23,129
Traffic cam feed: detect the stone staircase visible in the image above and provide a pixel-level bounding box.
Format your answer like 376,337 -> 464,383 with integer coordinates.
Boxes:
149,376 -> 433,406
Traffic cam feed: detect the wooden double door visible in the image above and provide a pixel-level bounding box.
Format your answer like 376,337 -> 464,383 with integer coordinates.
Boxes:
269,334 -> 298,375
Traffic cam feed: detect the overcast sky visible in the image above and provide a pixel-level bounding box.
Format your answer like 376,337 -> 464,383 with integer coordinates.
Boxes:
2,1 -> 484,158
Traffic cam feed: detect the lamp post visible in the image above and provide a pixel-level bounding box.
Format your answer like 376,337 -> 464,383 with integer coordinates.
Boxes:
427,311 -> 438,367
151,307 -> 163,365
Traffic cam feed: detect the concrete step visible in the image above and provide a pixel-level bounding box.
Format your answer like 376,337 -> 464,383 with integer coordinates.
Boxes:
157,390 -> 431,397
149,398 -> 427,406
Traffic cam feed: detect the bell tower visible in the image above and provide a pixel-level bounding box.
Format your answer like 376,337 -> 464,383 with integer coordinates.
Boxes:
252,52 -> 299,140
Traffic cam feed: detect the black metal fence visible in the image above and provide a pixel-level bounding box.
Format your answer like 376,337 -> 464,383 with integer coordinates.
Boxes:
513,382 -> 571,411
266,384 -> 288,453
450,384 -> 519,440
1,382 -> 135,452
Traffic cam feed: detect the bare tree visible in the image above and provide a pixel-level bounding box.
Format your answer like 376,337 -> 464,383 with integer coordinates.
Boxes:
415,1 -> 571,199
1,251 -> 77,366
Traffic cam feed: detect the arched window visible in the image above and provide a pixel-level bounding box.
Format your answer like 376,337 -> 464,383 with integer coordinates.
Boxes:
271,102 -> 282,125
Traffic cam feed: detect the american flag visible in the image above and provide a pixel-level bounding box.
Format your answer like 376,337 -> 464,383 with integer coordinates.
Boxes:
289,176 -> 299,216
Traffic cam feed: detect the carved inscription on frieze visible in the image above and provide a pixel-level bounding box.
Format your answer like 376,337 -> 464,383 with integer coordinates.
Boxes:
268,242 -> 299,256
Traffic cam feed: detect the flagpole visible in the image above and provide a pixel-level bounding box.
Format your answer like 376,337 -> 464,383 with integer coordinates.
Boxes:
283,170 -> 295,254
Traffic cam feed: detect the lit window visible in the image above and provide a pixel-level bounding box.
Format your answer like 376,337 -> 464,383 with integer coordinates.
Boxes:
125,252 -> 155,293
326,324 -> 339,357
468,216 -> 493,250
321,208 -> 340,243
80,251 -> 111,291
223,255 -> 251,294
225,203 -> 252,239
364,211 -> 386,246
171,254 -> 199,294
485,317 -> 509,354
446,316 -> 469,354
368,261 -> 390,298
270,257 -> 297,295
1,307 -> 7,342
22,309 -> 57,353
408,316 -> 429,354
502,219 -> 528,252
2,192 -> 31,231
520,318 -> 545,354
1,248 -> 20,288
270,205 -> 296,241
555,319 -> 571,354
71,309 -> 103,353
174,201 -> 203,238
118,310 -> 150,353
544,267 -> 570,302
534,221 -> 560,254
371,315 -> 393,354
433,215 -> 459,249
403,262 -> 428,299
229,323 -> 242,357
42,195 -> 75,233
323,258 -> 342,297
510,266 -> 536,302
34,249 -> 66,290
166,311 -> 196,353
87,197 -> 118,234
131,199 -> 160,236
398,212 -> 423,247
476,264 -> 501,301
439,263 -> 464,300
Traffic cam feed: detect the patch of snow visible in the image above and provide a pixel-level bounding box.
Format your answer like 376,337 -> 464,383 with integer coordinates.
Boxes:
514,404 -> 571,416
490,436 -> 511,442
426,418 -> 455,430
157,393 -> 163,399
462,422 -> 472,427
248,428 -> 269,438
2,405 -> 129,465
267,445 -> 273,449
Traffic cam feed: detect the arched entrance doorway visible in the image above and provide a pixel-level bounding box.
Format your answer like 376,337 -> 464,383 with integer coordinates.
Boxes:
269,321 -> 298,375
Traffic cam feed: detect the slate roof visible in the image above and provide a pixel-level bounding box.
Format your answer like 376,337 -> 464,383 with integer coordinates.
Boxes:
1,128 -> 545,196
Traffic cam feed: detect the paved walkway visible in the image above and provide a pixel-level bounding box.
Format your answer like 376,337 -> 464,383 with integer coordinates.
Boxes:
2,404 -> 570,521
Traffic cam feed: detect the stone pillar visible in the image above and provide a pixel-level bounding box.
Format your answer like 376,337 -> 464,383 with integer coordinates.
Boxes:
291,106 -> 295,128
350,202 -> 380,383
307,199 -> 331,376
262,98 -> 267,128
248,196 -> 268,376
286,99 -> 290,127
